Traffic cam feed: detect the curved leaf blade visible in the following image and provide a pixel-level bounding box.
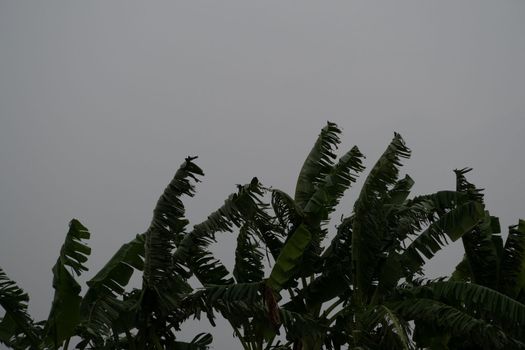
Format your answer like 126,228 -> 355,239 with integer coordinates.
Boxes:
233,224 -> 264,283
174,178 -> 267,285
43,219 -> 91,348
352,133 -> 410,300
144,156 -> 203,288
80,234 -> 145,339
500,220 -> 525,298
0,268 -> 39,347
267,225 -> 312,293
401,201 -> 485,276
303,146 -> 365,220
294,122 -> 341,209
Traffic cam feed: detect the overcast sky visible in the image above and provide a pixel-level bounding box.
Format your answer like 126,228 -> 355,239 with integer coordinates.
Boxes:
1,1 -> 524,348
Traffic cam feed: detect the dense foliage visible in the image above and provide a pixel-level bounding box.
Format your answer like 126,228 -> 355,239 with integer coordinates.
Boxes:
1,122 -> 524,349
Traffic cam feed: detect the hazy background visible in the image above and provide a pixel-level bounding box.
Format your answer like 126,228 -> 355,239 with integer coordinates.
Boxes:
1,1 -> 524,348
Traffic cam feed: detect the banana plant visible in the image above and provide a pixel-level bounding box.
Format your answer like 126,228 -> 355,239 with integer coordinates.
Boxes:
0,268 -> 40,349
220,122 -> 505,350
77,156 -> 219,349
0,219 -> 92,350
0,157 -> 224,349
408,168 -> 525,349
196,123 -> 491,349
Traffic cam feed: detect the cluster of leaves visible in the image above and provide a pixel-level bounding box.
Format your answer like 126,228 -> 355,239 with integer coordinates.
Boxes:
1,122 -> 525,350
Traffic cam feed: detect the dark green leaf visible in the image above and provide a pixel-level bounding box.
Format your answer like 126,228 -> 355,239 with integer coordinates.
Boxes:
295,122 -> 341,209
43,219 -> 91,348
267,225 -> 312,293
500,220 -> 525,298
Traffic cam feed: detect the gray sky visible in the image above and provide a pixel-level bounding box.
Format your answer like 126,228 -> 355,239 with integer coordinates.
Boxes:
1,1 -> 524,348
